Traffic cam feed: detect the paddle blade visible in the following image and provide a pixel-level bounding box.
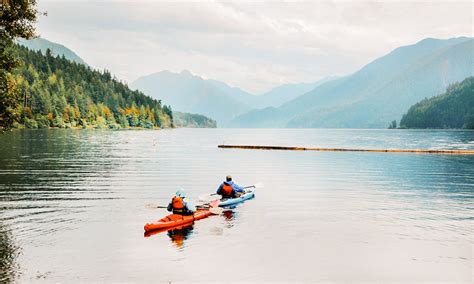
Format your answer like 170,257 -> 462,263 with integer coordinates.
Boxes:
253,182 -> 264,189
209,199 -> 220,208
145,204 -> 168,209
209,207 -> 223,215
244,182 -> 264,189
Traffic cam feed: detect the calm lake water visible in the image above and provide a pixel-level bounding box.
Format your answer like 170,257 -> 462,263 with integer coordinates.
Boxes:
0,129 -> 473,282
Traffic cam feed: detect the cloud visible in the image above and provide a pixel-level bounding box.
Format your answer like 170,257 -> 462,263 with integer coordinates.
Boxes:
36,0 -> 472,94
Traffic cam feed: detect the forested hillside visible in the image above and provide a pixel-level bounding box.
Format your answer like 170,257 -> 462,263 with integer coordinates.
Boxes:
173,111 -> 217,128
13,45 -> 173,129
400,77 -> 474,129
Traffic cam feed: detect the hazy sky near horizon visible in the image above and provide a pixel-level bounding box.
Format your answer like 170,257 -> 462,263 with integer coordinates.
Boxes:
36,0 -> 472,94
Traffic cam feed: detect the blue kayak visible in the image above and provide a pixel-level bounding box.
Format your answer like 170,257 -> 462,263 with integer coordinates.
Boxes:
219,189 -> 255,207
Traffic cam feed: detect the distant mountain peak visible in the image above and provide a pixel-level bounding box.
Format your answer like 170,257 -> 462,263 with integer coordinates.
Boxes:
180,69 -> 193,76
416,36 -> 470,45
391,36 -> 472,55
17,37 -> 87,66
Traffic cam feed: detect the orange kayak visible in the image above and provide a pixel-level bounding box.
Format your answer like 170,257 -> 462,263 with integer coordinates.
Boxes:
144,209 -> 212,233
144,224 -> 192,238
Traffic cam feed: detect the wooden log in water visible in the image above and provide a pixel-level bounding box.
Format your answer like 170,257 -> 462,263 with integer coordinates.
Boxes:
217,145 -> 474,155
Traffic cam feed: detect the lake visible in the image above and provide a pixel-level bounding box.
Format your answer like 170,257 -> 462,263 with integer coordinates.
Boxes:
0,129 -> 473,282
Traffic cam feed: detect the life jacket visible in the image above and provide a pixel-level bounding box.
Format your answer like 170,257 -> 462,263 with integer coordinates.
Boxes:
172,196 -> 185,214
221,183 -> 234,198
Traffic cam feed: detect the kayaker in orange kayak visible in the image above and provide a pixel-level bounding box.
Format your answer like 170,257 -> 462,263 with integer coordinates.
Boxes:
167,189 -> 196,215
217,175 -> 245,198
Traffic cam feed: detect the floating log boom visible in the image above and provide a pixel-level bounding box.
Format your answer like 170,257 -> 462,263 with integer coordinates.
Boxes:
217,145 -> 474,155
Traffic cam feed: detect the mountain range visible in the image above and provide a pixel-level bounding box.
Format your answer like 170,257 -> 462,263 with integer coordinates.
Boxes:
20,36 -> 473,128
130,71 -> 331,125
231,37 -> 473,128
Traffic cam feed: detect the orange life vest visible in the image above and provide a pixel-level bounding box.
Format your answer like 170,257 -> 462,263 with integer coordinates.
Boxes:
221,183 -> 234,197
172,196 -> 185,213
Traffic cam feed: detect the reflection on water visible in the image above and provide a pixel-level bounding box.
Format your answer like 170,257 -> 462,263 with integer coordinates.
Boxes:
0,129 -> 473,282
167,225 -> 194,249
222,209 -> 237,229
143,223 -> 195,250
144,223 -> 195,250
0,130 -> 124,282
0,224 -> 18,282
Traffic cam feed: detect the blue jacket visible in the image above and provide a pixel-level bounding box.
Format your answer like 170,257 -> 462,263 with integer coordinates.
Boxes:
216,181 -> 244,197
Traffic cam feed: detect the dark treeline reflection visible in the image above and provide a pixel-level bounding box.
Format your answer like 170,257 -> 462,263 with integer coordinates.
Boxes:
0,130 -> 126,281
0,130 -> 121,192
0,129 -> 124,216
0,224 -> 18,283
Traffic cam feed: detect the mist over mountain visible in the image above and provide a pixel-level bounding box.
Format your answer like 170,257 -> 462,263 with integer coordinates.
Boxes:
230,37 -> 473,128
255,77 -> 337,108
17,37 -> 87,66
130,70 -> 253,125
131,70 -> 335,125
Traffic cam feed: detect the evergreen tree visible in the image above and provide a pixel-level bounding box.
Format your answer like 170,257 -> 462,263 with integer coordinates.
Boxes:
400,77 -> 474,129
0,0 -> 39,131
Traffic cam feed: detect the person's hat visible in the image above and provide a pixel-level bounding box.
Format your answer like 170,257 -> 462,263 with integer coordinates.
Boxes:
175,188 -> 186,197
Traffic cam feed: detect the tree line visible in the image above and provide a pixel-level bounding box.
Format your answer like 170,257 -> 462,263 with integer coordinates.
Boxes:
11,45 -> 173,129
399,77 -> 474,129
173,111 -> 217,128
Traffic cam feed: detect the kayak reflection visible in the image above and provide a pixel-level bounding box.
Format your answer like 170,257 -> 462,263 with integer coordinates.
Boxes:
221,208 -> 238,228
167,225 -> 194,248
223,209 -> 235,221
144,223 -> 194,249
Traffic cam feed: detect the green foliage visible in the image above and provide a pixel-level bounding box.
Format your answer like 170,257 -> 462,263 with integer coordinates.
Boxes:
0,0 -> 40,131
10,44 -> 173,129
35,115 -> 49,128
23,117 -> 37,128
400,77 -> 474,129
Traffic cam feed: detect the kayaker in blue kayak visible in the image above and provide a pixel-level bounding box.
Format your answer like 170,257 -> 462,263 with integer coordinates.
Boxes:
167,189 -> 196,215
217,175 -> 245,198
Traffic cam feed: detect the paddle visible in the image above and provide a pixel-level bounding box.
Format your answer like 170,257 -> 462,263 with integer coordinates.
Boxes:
145,204 -> 169,209
151,198 -> 220,211
198,193 -> 219,202
209,207 -> 224,214
199,182 -> 264,202
245,182 -> 264,189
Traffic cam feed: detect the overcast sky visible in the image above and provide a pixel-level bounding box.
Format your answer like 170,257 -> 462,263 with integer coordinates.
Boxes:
35,0 -> 472,94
